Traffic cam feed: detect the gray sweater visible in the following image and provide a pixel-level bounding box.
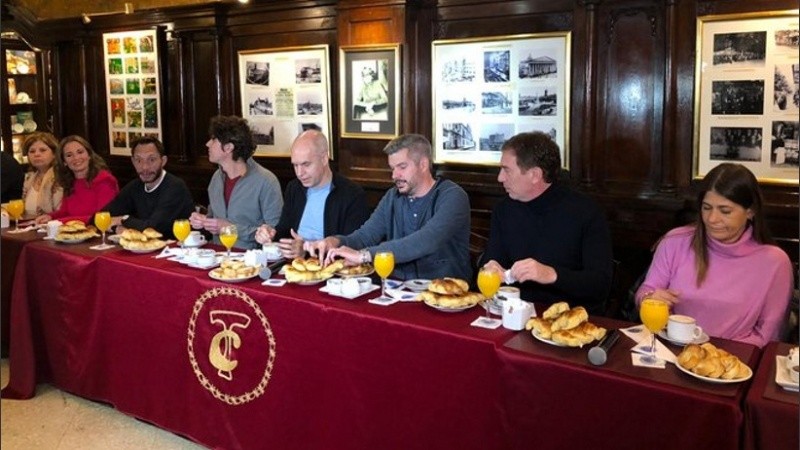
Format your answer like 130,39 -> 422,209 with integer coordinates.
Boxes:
338,178 -> 472,281
207,158 -> 283,249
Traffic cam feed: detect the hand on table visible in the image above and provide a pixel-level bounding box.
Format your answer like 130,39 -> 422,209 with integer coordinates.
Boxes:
510,258 -> 557,285
304,236 -> 340,264
323,245 -> 361,266
277,229 -> 305,259
255,224 -> 276,244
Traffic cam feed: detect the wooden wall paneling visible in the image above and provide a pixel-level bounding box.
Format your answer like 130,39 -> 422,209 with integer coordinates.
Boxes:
576,0 -> 599,187
595,0 -> 665,194
659,0 -> 678,193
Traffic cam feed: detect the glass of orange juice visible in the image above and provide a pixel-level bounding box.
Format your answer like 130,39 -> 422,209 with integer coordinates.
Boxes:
373,251 -> 395,301
94,211 -> 112,248
173,219 -> 191,253
477,267 -> 502,321
7,199 -> 23,228
639,298 -> 670,364
219,224 -> 238,258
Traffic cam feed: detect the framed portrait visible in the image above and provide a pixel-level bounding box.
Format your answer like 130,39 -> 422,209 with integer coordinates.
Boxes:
431,32 -> 570,166
339,44 -> 401,139
103,29 -> 164,156
238,45 -> 332,157
694,10 -> 799,184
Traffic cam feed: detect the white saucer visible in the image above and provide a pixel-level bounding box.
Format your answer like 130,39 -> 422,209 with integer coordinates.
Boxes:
775,355 -> 800,391
657,330 -> 710,346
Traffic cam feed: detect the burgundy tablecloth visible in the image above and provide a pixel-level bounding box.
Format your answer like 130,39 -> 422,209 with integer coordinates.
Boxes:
3,241 -> 517,450
744,341 -> 799,450
1,229 -> 43,356
498,316 -> 758,450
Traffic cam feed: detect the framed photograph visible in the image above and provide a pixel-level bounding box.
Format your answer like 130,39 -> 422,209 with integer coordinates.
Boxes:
238,45 -> 332,157
694,11 -> 799,184
431,32 -> 570,166
103,29 -> 164,156
339,44 -> 401,139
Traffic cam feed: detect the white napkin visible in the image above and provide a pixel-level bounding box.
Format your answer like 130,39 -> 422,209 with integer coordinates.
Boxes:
262,279 -> 287,287
470,316 -> 502,329
368,297 -> 399,306
386,288 -> 418,302
621,325 -> 677,366
155,247 -> 182,259
631,353 -> 667,368
6,225 -> 37,234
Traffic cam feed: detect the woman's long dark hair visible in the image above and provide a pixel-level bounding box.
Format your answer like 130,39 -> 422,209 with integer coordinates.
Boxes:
691,163 -> 772,285
54,135 -> 108,196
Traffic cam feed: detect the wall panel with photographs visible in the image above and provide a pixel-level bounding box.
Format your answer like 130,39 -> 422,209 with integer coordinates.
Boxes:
238,45 -> 331,157
694,11 -> 799,184
431,33 -> 570,166
103,30 -> 163,156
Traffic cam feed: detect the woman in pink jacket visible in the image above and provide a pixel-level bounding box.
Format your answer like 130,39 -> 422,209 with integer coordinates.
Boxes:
636,163 -> 793,347
35,135 -> 119,225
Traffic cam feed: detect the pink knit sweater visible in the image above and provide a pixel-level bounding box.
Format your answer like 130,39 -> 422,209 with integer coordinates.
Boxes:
51,170 -> 119,224
637,225 -> 793,347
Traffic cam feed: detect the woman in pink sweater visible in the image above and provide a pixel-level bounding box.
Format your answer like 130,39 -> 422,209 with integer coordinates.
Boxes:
35,135 -> 119,224
636,163 -> 793,347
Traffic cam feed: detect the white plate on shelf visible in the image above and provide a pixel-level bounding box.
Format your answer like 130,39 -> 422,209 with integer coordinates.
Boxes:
23,120 -> 37,132
319,284 -> 380,299
531,330 -> 570,348
657,330 -> 710,346
422,299 -> 476,313
404,279 -> 431,292
675,360 -> 752,384
775,355 -> 799,391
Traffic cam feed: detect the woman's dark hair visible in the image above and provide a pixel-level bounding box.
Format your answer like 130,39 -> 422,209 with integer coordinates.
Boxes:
54,135 -> 108,196
691,163 -> 771,285
208,115 -> 255,162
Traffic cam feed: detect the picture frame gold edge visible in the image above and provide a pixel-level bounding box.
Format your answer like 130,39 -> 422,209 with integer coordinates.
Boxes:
431,31 -> 571,167
692,9 -> 800,185
339,43 -> 402,140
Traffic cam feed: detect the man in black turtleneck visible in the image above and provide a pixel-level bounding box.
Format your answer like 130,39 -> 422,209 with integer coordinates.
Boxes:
481,132 -> 613,315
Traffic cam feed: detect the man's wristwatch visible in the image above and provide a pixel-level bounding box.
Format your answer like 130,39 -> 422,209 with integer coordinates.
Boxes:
360,249 -> 371,264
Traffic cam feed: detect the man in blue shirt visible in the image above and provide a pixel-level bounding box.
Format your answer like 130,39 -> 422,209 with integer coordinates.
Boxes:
308,134 -> 472,281
255,130 -> 370,258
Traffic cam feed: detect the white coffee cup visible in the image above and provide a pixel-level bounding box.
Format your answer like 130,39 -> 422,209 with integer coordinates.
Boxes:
326,278 -> 343,295
184,231 -> 206,247
667,314 -> 703,343
262,243 -> 281,260
497,286 -> 521,300
196,250 -> 216,266
355,277 -> 372,293
341,278 -> 360,297
46,220 -> 63,239
502,299 -> 534,331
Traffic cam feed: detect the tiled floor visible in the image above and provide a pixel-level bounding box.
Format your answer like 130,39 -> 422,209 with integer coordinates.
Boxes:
0,359 -> 204,449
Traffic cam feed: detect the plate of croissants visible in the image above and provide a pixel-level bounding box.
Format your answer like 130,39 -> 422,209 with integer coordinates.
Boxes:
283,257 -> 345,284
526,301 -> 607,348
118,228 -> 167,253
417,277 -> 484,312
675,342 -> 752,383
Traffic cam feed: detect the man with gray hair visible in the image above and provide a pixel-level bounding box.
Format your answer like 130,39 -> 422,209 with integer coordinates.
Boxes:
308,133 -> 472,281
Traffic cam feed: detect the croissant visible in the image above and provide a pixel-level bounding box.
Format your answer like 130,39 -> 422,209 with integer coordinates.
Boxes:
143,227 -> 163,239
528,317 -> 554,339
428,278 -> 469,296
542,302 -> 569,320
551,307 -> 588,331
677,344 -> 705,370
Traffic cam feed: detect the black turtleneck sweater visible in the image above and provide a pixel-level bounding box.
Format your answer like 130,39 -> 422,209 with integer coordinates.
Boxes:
481,182 -> 613,315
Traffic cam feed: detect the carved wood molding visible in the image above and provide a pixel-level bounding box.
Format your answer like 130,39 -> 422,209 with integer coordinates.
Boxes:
607,7 -> 657,44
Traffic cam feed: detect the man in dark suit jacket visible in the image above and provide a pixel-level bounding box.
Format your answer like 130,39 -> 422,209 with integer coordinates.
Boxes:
255,130 -> 370,258
1,150 -> 24,203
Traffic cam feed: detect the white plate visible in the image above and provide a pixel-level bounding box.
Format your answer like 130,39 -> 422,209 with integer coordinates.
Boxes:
23,119 -> 37,132
208,270 -> 258,284
336,267 -> 375,278
55,236 -> 93,244
296,279 -> 326,286
187,256 -> 223,270
775,355 -> 800,391
675,360 -> 753,384
657,330 -> 710,346
531,330 -> 570,347
404,279 -> 431,292
121,241 -> 167,254
422,299 -> 476,313
320,284 -> 380,299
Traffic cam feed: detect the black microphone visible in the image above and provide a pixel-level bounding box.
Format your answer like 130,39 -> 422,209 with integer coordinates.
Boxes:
588,329 -> 620,366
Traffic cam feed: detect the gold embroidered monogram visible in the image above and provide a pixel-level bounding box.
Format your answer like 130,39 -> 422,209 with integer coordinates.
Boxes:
188,287 -> 277,405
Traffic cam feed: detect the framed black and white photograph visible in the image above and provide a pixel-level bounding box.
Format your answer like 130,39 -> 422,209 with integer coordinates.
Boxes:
694,11 -> 799,184
238,45 -> 332,157
432,32 -> 570,166
339,44 -> 400,139
103,29 -> 164,155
